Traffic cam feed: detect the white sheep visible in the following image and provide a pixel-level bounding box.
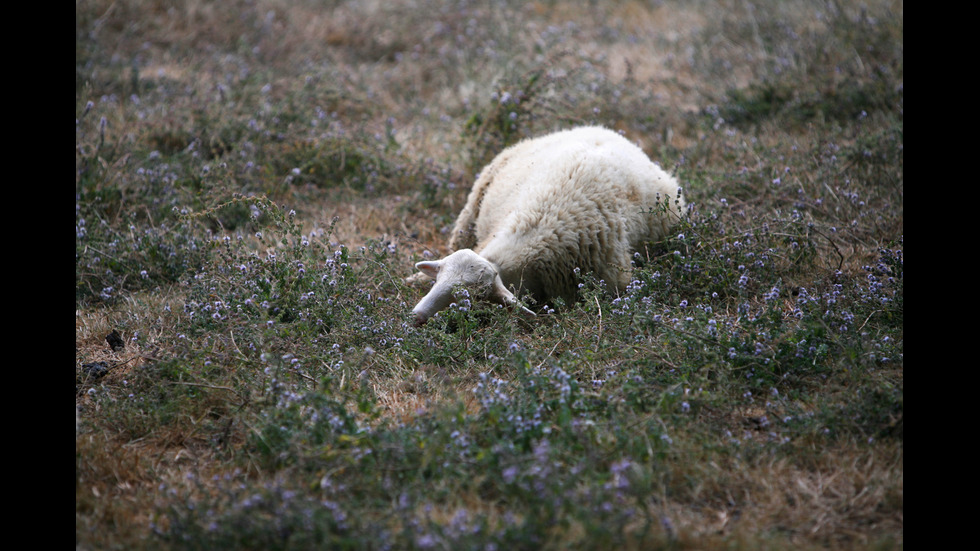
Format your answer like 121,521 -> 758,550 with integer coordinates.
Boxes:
411,126 -> 686,325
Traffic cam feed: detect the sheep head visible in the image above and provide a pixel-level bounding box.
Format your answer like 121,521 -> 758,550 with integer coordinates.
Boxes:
411,249 -> 531,325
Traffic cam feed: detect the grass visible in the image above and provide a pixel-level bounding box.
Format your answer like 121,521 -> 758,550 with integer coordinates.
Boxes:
76,1 -> 902,549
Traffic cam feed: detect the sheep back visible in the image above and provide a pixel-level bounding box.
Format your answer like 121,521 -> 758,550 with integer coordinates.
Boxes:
449,126 -> 686,305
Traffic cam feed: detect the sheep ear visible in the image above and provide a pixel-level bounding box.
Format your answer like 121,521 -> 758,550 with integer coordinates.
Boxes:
415,260 -> 442,280
491,275 -> 536,316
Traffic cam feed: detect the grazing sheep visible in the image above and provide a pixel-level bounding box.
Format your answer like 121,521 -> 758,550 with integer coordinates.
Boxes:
411,126 -> 686,325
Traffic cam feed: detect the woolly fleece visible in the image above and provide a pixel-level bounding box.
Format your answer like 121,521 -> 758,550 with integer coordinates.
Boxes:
412,126 -> 686,324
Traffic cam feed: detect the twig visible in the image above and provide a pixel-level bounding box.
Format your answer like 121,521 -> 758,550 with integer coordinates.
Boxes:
535,332 -> 566,370
229,330 -> 250,362
169,381 -> 238,393
594,295 -> 603,352
856,310 -> 879,333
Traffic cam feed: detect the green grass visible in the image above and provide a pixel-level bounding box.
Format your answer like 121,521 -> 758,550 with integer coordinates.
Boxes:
77,1 -> 902,549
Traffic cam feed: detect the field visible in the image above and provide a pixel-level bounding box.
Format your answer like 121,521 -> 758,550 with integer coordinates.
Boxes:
76,1 -> 903,549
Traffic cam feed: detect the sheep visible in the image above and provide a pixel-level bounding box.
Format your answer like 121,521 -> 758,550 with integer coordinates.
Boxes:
411,125 -> 686,325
